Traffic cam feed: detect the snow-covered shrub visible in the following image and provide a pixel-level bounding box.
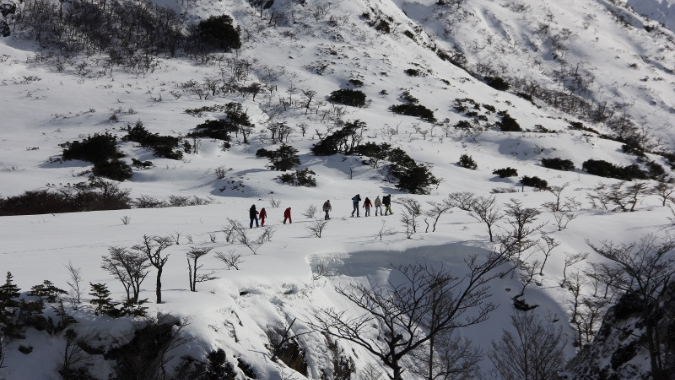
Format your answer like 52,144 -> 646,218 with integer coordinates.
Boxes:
122,121 -> 183,160
389,103 -> 436,123
0,180 -> 132,216
60,133 -> 133,181
493,167 -> 518,178
497,112 -> 522,132
458,154 -> 477,170
256,144 -> 301,171
277,168 -> 317,187
520,176 -> 548,190
327,89 -> 367,107
196,14 -> 241,52
485,76 -> 510,91
541,157 -> 575,171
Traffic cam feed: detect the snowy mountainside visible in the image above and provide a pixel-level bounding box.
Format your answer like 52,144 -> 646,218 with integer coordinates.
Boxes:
1,0 -> 675,379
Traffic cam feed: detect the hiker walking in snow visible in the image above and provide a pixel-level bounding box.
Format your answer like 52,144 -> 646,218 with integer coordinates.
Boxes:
374,196 -> 382,216
249,204 -> 259,228
351,194 -> 361,217
323,200 -> 332,220
259,207 -> 267,226
283,207 -> 292,224
363,197 -> 372,217
383,194 -> 392,215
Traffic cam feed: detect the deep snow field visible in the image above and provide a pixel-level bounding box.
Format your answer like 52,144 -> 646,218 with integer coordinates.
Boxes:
1,0 -> 675,379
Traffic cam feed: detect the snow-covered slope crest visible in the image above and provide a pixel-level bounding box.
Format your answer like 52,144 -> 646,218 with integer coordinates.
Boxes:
1,0 -> 675,379
628,0 -> 675,32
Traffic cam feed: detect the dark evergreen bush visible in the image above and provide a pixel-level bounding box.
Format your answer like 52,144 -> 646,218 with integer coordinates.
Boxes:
92,159 -> 133,181
354,142 -> 391,164
389,104 -> 436,123
458,154 -> 477,170
256,144 -> 300,171
541,158 -> 575,171
197,14 -> 241,52
61,133 -> 122,164
404,68 -> 420,76
311,120 -> 366,156
497,113 -> 522,132
392,164 -> 439,195
521,176 -> 548,190
277,169 -> 316,187
582,159 -> 621,178
187,119 -> 237,142
374,20 -> 391,33
0,180 -> 132,216
454,120 -> 473,130
582,159 -> 650,180
327,89 -> 367,107
493,167 -> 518,178
516,92 -> 534,102
61,133 -> 132,181
122,121 -> 183,160
485,76 -> 510,91
348,79 -> 364,87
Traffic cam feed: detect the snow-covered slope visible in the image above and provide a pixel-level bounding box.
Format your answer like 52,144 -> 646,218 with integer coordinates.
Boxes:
1,0 -> 674,379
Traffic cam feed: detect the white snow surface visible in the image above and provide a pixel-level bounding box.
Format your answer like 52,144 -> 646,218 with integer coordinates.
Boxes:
1,0 -> 674,379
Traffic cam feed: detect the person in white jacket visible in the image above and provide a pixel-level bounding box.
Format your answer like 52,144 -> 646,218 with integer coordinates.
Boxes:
374,196 -> 382,216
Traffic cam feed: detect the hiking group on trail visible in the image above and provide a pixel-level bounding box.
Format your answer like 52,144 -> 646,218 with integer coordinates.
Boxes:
247,194 -> 392,227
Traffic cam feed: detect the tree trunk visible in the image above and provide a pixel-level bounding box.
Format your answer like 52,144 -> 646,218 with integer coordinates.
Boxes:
156,268 -> 162,304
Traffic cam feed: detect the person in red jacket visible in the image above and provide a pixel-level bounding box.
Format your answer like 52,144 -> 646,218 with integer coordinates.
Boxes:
283,207 -> 292,224
363,197 -> 372,217
259,207 -> 267,226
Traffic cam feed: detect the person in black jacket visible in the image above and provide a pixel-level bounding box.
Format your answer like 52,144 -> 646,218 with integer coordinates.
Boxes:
249,204 -> 259,228
382,195 -> 392,215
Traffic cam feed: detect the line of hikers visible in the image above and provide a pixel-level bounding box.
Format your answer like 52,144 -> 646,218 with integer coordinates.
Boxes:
350,194 -> 392,218
247,194 -> 392,228
248,205 -> 292,228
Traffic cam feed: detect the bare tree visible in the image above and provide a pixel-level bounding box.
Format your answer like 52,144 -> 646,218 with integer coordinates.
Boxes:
589,181 -> 648,212
411,331 -> 482,380
215,251 -> 243,270
425,201 -> 452,233
64,261 -> 83,307
59,329 -> 95,378
650,181 -> 675,206
561,252 -> 588,287
497,199 -> 543,277
398,198 -> 423,239
131,235 -> 173,304
469,196 -> 503,242
266,317 -> 311,362
515,260 -> 541,299
313,254 -> 512,380
489,311 -> 567,380
446,192 -> 475,211
102,247 -> 150,303
186,247 -> 215,292
552,211 -> 577,231
302,204 -> 318,219
587,234 -> 675,380
542,183 -> 568,212
306,220 -> 329,238
537,234 -> 560,275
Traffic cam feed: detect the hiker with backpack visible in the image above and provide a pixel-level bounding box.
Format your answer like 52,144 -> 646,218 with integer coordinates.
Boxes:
382,194 -> 392,215
351,194 -> 361,217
